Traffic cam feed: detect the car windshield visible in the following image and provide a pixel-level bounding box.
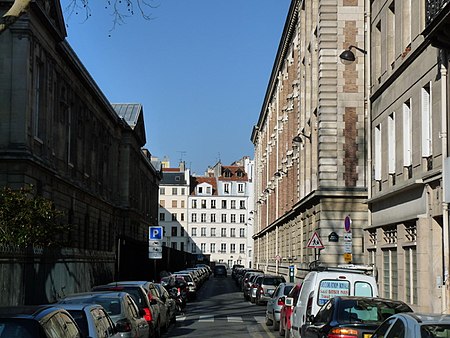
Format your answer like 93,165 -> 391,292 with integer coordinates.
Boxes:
264,277 -> 285,286
421,325 -> 450,338
66,310 -> 88,336
0,319 -> 39,338
337,299 -> 412,323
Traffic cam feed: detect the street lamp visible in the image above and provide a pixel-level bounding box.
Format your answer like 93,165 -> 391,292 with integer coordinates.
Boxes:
292,132 -> 311,144
339,45 -> 367,65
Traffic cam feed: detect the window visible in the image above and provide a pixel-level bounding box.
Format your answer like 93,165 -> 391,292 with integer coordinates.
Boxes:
33,59 -> 45,141
421,83 -> 432,158
388,113 -> 396,175
231,200 -> 236,209
171,213 -> 177,221
171,227 -> 178,236
230,228 -> 236,237
192,200 -> 197,209
191,213 -> 197,222
201,213 -> 206,222
240,244 -> 245,253
211,214 -> 216,223
172,188 -> 177,195
403,99 -> 412,167
238,184 -> 244,193
201,243 -> 206,252
180,213 -> 184,221
224,183 -> 230,194
159,213 -> 165,221
191,228 -> 197,237
374,124 -> 382,181
221,214 -> 227,223
210,243 -> 215,253
224,169 -> 232,177
201,199 -> 207,208
198,187 -> 203,194
211,200 -> 216,209
181,188 -> 185,195
160,188 -> 165,195
191,243 -> 196,253
206,186 -> 211,194
211,228 -> 216,237
387,2 -> 395,66
383,248 -> 398,299
180,242 -> 184,251
240,228 -> 245,237
231,214 -> 236,223
240,214 -> 245,223
221,243 -> 226,253
239,200 -> 245,209
181,200 -> 185,208
201,227 -> 206,236
222,200 -> 227,209
180,228 -> 184,237
405,246 -> 417,304
221,228 -> 226,237
172,200 -> 177,208
172,242 -> 177,249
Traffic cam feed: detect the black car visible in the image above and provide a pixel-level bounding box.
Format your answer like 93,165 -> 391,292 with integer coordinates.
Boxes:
0,305 -> 83,337
214,264 -> 227,277
301,296 -> 413,338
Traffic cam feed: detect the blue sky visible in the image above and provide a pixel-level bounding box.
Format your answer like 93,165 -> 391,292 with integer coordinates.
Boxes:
60,0 -> 291,174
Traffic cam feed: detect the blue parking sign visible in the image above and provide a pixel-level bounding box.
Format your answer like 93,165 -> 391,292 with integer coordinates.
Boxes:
149,226 -> 163,240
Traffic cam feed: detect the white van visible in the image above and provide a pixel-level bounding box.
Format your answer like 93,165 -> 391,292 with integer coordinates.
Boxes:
286,266 -> 378,338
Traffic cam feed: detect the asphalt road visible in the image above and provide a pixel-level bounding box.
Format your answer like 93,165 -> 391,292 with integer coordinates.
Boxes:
163,275 -> 278,338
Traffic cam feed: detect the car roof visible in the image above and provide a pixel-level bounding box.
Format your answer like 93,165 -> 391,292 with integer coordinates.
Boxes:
397,312 -> 450,324
0,305 -> 64,318
60,291 -> 128,300
55,303 -> 102,311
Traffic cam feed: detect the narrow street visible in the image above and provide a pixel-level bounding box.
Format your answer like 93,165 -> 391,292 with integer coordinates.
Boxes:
163,276 -> 277,338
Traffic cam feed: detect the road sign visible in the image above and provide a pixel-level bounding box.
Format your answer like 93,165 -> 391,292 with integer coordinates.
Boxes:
148,251 -> 162,259
149,226 -> 163,240
344,253 -> 352,262
307,232 -> 324,249
344,215 -> 352,232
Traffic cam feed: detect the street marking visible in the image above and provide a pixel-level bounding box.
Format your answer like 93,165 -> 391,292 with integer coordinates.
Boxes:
199,315 -> 214,322
227,316 -> 243,323
176,315 -> 186,322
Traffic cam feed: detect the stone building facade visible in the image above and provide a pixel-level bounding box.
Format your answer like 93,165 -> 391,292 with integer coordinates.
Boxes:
251,1 -> 368,278
367,0 -> 450,313
0,0 -> 160,255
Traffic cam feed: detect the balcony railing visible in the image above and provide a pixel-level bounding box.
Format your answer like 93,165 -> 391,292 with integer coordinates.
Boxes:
426,0 -> 450,25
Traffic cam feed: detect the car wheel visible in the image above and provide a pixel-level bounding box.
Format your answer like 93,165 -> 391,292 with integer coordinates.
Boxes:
250,296 -> 255,303
265,315 -> 273,326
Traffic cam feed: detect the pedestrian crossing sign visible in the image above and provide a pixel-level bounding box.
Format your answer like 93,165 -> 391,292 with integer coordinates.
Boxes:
307,231 -> 324,249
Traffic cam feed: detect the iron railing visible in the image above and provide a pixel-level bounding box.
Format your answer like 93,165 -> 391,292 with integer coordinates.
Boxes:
426,0 -> 450,25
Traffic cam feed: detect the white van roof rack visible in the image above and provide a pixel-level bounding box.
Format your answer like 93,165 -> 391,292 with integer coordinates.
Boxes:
306,261 -> 376,276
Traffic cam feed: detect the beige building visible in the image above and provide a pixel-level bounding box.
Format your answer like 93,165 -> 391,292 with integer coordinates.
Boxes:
251,1 -> 368,278
367,0 -> 450,313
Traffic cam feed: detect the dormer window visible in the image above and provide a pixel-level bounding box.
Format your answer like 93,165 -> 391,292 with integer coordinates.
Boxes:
224,169 -> 232,178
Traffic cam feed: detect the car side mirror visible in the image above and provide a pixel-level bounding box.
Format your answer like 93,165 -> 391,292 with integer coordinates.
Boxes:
278,296 -> 285,303
285,297 -> 294,307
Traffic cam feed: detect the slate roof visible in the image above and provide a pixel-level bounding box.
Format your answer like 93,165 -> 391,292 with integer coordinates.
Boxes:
160,172 -> 187,185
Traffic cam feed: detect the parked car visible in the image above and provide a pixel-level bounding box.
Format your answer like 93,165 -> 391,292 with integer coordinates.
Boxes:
249,274 -> 264,303
0,305 -> 82,338
231,264 -> 244,280
213,264 -> 227,277
301,296 -> 413,338
265,282 -> 295,331
371,312 -> 450,338
173,273 -> 197,300
255,274 -> 286,305
92,281 -> 163,337
287,266 -> 378,338
55,303 -> 120,338
153,283 -> 177,326
58,291 -> 149,338
241,270 -> 264,293
243,272 -> 263,301
279,282 -> 302,337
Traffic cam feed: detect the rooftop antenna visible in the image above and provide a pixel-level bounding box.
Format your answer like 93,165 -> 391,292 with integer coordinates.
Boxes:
177,150 -> 186,163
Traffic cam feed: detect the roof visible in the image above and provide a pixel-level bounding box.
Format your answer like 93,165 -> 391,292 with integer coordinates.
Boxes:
161,172 -> 187,185
112,103 -> 142,128
219,165 -> 248,181
190,176 -> 217,195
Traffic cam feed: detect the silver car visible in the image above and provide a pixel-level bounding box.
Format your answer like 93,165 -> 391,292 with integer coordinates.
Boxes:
371,312 -> 450,338
265,282 -> 295,331
254,274 -> 286,305
58,291 -> 149,338
56,303 -> 120,338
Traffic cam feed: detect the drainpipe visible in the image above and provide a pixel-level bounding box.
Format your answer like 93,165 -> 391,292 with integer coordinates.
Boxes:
441,53 -> 449,314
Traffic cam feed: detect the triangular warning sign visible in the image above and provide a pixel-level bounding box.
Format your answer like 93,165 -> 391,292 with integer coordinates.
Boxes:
307,231 -> 324,249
